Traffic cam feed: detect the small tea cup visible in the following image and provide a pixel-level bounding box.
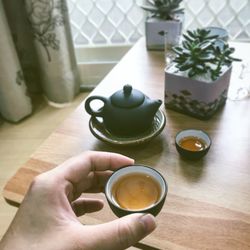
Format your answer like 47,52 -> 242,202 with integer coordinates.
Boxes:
175,129 -> 211,160
105,165 -> 167,217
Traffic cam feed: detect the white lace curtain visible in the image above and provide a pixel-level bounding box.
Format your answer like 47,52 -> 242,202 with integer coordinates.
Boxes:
0,0 -> 80,122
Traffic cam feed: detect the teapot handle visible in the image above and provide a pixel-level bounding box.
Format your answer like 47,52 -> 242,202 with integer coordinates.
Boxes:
85,96 -> 108,117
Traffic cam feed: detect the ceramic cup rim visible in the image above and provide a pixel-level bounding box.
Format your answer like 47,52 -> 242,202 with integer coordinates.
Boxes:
175,129 -> 211,152
105,165 -> 168,213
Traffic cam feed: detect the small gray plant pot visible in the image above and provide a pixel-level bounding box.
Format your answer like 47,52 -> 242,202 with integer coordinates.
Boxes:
145,16 -> 183,51
164,66 -> 232,119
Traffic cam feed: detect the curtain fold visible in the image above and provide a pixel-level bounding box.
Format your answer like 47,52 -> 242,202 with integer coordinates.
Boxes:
0,0 -> 32,122
0,0 -> 80,122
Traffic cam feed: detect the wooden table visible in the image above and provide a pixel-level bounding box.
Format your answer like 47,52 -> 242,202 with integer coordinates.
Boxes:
3,38 -> 250,249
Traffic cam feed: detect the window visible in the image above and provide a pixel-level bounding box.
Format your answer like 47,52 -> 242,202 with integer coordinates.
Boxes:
67,0 -> 250,47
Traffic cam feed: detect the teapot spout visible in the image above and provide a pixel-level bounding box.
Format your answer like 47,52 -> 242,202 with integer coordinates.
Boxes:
150,99 -> 162,113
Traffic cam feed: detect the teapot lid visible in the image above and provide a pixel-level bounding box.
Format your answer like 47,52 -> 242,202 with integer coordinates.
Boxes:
111,85 -> 144,108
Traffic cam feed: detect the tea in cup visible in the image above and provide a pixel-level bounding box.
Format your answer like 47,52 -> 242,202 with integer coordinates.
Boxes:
105,165 -> 167,217
175,129 -> 211,160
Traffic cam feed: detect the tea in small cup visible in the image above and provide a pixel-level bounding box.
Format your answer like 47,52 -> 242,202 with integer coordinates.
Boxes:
175,129 -> 211,160
105,165 -> 167,217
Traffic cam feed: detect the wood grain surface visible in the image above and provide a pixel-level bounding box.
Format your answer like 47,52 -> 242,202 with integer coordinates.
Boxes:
3,39 -> 250,249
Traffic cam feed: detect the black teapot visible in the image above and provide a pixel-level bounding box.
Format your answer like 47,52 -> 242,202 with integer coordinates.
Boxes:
85,85 -> 162,136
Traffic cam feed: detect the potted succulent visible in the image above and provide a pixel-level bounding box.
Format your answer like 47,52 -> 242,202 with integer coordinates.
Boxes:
165,28 -> 241,119
138,0 -> 184,50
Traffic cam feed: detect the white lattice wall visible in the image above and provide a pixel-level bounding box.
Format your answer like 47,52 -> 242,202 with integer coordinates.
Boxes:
67,0 -> 250,46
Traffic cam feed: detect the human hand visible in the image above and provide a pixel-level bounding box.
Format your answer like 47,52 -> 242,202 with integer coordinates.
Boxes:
0,151 -> 156,250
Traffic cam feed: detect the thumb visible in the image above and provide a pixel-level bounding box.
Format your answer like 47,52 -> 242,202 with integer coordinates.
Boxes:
87,213 -> 156,250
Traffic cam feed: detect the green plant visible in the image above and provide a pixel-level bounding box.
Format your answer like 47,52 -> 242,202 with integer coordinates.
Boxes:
138,0 -> 184,20
172,28 -> 241,81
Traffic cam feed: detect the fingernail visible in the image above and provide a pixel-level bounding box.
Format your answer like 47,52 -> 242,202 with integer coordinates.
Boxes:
140,214 -> 157,234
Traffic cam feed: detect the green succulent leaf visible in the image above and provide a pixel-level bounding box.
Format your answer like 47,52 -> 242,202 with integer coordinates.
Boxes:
228,56 -> 241,62
138,0 -> 184,20
140,5 -> 160,12
173,28 -> 242,80
183,34 -> 195,43
199,54 -> 216,61
172,47 -> 183,55
199,41 -> 213,50
188,69 -> 196,78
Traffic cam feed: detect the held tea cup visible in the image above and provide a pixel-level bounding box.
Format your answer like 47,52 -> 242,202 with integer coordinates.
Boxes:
105,165 -> 167,217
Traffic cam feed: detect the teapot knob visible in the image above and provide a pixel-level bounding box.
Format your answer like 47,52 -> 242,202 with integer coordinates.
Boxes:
110,84 -> 144,108
123,84 -> 132,96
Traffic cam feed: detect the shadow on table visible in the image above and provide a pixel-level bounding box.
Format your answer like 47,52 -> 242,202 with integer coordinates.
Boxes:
92,135 -> 167,166
177,156 -> 207,183
133,242 -> 161,250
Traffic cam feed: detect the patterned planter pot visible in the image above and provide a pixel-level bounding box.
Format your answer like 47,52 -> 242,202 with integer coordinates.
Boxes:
145,16 -> 183,51
164,66 -> 232,119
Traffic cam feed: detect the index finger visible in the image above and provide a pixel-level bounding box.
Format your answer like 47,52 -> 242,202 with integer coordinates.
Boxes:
56,151 -> 134,185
